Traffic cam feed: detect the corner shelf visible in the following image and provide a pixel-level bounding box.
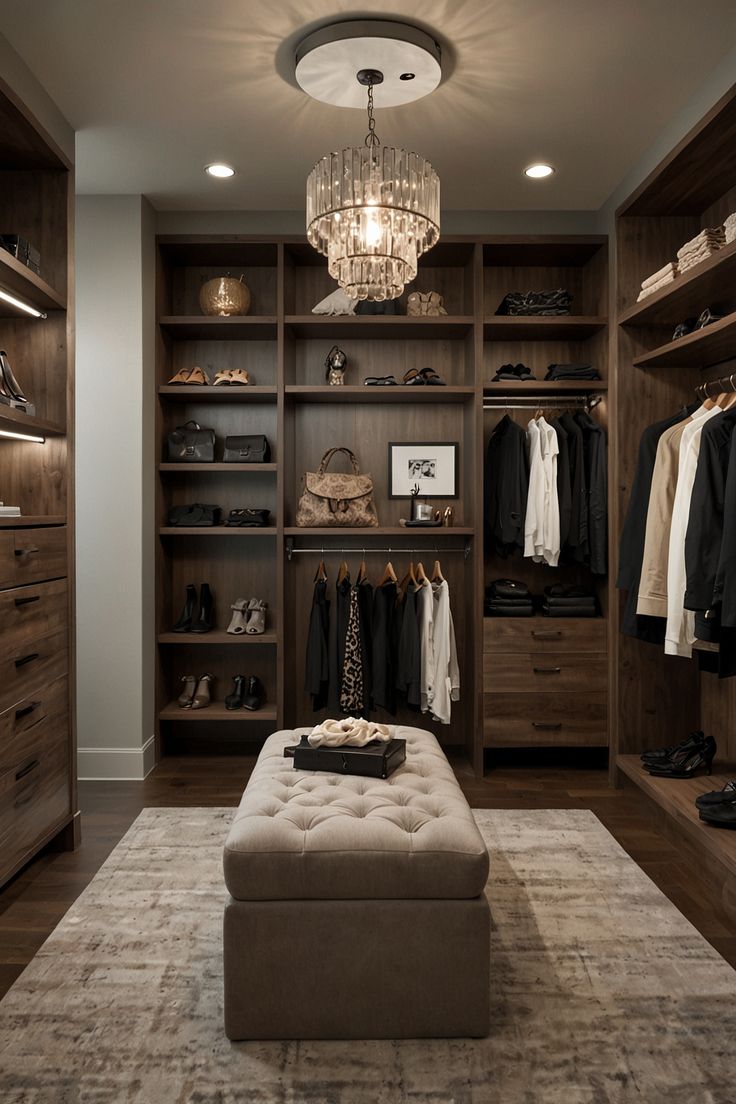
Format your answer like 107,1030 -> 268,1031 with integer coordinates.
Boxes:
285,315 -> 474,339
159,526 -> 276,537
158,463 -> 278,473
157,386 -> 277,403
483,316 -> 607,340
285,385 -> 475,403
0,406 -> 66,437
619,239 -> 736,326
0,249 -> 66,313
158,316 -> 278,339
159,701 -> 278,722
483,381 -> 607,393
158,630 -> 277,645
630,310 -> 736,369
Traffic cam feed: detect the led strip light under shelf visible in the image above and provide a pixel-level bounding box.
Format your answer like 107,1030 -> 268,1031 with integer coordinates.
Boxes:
0,286 -> 47,318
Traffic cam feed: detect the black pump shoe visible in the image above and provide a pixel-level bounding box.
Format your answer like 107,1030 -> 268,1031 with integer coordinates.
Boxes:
641,730 -> 705,764
243,676 -> 264,711
225,675 -> 246,710
645,735 -> 717,778
699,793 -> 736,829
191,583 -> 214,633
172,584 -> 197,632
0,350 -> 29,403
695,780 -> 736,809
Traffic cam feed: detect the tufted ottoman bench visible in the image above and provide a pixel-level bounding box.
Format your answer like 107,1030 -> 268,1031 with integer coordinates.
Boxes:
223,726 -> 490,1040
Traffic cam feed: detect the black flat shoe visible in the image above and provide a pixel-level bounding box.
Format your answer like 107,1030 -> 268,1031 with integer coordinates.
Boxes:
699,794 -> 736,829
172,584 -> 197,632
243,675 -> 264,711
641,730 -> 705,763
695,780 -> 736,809
364,375 -> 397,385
191,582 -> 214,633
645,735 -> 716,778
225,675 -> 246,710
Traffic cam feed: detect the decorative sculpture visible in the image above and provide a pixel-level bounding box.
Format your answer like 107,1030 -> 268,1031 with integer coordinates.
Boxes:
325,344 -> 348,385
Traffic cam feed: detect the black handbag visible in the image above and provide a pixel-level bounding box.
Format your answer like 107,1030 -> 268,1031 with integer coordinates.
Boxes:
225,508 -> 271,527
167,503 -> 222,527
167,421 -> 215,463
223,434 -> 270,463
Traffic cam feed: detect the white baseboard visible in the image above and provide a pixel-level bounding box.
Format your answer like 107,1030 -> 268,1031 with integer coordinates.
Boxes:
77,735 -> 156,781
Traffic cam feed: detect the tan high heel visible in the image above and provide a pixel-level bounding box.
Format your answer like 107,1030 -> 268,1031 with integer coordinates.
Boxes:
168,367 -> 192,384
246,599 -> 267,635
178,675 -> 197,708
191,673 -> 213,709
227,598 -> 249,634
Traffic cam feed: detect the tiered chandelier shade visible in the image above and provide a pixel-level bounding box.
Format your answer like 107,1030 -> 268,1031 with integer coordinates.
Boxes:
306,145 -> 440,301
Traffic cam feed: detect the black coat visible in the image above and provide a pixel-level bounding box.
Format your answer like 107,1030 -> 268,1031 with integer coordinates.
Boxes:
484,415 -> 529,557
575,411 -> 608,576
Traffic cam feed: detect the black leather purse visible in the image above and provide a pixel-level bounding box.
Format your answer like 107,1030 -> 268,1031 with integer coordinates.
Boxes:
223,434 -> 270,463
167,421 -> 215,463
167,503 -> 222,527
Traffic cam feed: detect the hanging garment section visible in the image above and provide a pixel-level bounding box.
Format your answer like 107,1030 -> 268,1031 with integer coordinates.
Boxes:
484,403 -> 607,574
617,372 -> 736,676
304,554 -> 460,724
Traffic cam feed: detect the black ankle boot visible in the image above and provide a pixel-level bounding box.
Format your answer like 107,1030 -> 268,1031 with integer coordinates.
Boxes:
172,584 -> 197,632
225,675 -> 246,710
191,583 -> 214,633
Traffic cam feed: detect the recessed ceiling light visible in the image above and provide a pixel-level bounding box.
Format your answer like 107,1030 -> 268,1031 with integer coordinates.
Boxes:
205,163 -> 235,178
524,163 -> 555,179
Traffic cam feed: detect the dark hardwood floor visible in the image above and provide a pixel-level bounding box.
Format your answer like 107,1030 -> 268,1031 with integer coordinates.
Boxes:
0,754 -> 735,1000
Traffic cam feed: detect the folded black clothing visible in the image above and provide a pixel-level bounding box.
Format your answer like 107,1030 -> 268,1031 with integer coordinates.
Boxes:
544,584 -> 596,601
542,603 -> 598,618
487,598 -> 535,609
485,602 -> 535,617
545,364 -> 601,381
546,597 -> 596,609
495,290 -> 572,316
486,579 -> 531,601
493,370 -> 535,381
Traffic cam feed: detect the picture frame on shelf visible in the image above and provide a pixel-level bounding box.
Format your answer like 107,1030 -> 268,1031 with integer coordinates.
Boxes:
387,441 -> 459,498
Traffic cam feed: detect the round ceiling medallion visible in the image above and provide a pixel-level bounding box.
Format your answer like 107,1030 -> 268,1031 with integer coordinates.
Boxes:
295,20 -> 442,109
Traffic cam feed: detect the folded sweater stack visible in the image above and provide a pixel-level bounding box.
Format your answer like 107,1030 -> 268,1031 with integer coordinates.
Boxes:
677,227 -> 725,272
542,584 -> 597,618
636,261 -> 678,302
545,363 -> 601,381
725,212 -> 736,245
484,579 -> 534,618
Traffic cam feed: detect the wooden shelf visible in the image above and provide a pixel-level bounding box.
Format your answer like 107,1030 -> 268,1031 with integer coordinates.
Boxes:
483,381 -> 607,393
159,526 -> 276,537
618,755 -> 736,878
0,514 -> 66,527
284,526 -> 474,537
0,406 -> 65,437
159,701 -> 278,722
484,316 -> 607,340
158,316 -> 278,339
631,310 -> 736,369
158,462 -> 277,473
0,249 -> 66,313
158,386 -> 277,403
619,240 -> 736,326
285,385 -> 475,403
285,315 -> 474,339
158,631 -> 277,645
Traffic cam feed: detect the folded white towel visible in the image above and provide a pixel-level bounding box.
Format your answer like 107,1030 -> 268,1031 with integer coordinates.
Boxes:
677,228 -> 725,258
307,717 -> 392,747
679,247 -> 722,270
636,271 -> 676,300
641,261 -> 678,290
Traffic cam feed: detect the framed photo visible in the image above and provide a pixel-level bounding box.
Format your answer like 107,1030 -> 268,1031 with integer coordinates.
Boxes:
388,441 -> 459,498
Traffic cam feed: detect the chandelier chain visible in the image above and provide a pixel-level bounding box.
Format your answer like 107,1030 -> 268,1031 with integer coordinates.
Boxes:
364,82 -> 380,148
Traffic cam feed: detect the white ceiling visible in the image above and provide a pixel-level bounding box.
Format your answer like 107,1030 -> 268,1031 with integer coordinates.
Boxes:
1,0 -> 735,211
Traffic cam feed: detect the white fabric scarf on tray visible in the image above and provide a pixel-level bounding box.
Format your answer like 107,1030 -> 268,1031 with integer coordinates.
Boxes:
308,718 -> 392,747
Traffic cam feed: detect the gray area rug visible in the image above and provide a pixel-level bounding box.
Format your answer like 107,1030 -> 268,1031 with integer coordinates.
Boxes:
0,807 -> 734,1103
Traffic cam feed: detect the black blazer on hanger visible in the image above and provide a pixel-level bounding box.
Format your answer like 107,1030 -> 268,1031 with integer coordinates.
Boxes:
484,415 -> 529,557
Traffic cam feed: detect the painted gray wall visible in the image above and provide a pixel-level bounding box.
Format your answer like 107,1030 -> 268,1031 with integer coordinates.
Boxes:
75,195 -> 156,779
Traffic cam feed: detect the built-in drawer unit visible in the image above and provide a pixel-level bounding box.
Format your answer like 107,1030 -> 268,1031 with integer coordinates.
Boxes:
483,652 -> 607,694
483,617 -> 606,654
0,731 -> 70,884
9,526 -> 67,586
0,628 -> 68,715
483,692 -> 608,747
0,578 -> 68,654
0,675 -> 69,775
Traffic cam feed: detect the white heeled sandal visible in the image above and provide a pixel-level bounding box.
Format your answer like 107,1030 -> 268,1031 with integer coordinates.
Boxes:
227,598 -> 250,634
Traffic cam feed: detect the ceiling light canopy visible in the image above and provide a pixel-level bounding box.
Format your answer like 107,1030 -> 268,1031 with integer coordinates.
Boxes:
524,163 -> 555,179
298,20 -> 441,301
205,162 -> 235,178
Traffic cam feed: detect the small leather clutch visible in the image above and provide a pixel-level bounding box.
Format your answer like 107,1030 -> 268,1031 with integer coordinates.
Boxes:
225,508 -> 271,527
223,434 -> 270,463
167,421 -> 215,463
167,503 -> 222,527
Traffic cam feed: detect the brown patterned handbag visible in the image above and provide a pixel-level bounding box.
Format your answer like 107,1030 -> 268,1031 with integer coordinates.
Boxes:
296,447 -> 379,528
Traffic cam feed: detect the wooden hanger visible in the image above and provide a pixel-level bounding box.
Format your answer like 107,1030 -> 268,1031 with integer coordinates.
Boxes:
337,559 -> 349,584
356,552 -> 368,584
314,557 -> 327,583
399,560 -> 417,593
415,560 -> 429,584
378,560 -> 398,586
431,558 -> 444,583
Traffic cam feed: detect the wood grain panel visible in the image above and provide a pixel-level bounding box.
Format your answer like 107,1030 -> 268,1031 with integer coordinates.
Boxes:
0,577 -> 67,652
0,674 -> 67,774
483,691 -> 607,746
0,628 -> 68,714
483,617 -> 606,653
483,652 -> 607,694
12,525 -> 67,584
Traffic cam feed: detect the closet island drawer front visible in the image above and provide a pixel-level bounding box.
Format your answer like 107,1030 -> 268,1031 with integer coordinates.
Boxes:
0,724 -> 70,883
0,676 -> 68,776
11,526 -> 67,586
484,618 -> 606,654
0,629 -> 68,715
483,652 -> 607,694
484,692 -> 607,747
0,578 -> 68,654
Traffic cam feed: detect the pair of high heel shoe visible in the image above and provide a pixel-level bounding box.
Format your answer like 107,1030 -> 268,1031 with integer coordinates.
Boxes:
172,584 -> 213,633
0,350 -> 29,406
225,675 -> 264,711
227,598 -> 267,635
168,365 -> 250,386
640,731 -> 716,777
178,673 -> 213,709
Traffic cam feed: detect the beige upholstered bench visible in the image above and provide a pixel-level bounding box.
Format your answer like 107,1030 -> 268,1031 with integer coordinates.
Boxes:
223,726 -> 491,1040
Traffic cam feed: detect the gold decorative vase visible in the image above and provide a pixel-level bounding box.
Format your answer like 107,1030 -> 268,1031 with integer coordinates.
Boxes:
199,274 -> 251,316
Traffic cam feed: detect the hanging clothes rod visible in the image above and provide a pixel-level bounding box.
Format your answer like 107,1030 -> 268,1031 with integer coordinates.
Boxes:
483,394 -> 602,411
285,540 -> 471,561
698,369 -> 736,400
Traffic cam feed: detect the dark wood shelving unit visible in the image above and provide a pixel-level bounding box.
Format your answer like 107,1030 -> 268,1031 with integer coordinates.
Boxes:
284,314 -> 474,339
285,385 -> 475,403
0,248 -> 66,313
0,514 -> 66,527
159,316 -> 278,339
284,526 -> 475,537
483,316 -> 606,340
483,380 -> 608,394
619,238 -> 736,326
158,630 -> 278,645
631,310 -> 736,369
159,527 -> 277,537
158,385 -> 277,403
0,406 -> 66,437
159,702 -> 278,722
158,463 -> 278,473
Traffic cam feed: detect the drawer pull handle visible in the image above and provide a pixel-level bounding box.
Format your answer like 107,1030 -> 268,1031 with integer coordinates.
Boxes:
14,652 -> 40,669
14,595 -> 41,607
531,630 -> 562,640
532,722 -> 562,731
15,759 -> 39,782
14,547 -> 39,557
533,666 -> 561,674
15,701 -> 41,721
